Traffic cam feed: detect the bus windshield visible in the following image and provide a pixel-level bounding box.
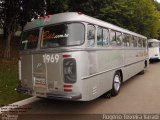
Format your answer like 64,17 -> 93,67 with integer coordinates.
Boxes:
41,23 -> 84,48
148,42 -> 160,48
21,29 -> 39,50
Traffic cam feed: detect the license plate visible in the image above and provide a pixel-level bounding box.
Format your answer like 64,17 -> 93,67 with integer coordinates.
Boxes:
34,77 -> 46,86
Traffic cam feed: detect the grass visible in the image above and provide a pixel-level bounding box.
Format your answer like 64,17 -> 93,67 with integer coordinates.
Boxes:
0,60 -> 29,106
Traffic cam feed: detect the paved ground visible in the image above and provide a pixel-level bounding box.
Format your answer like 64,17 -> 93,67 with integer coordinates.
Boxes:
19,61 -> 160,115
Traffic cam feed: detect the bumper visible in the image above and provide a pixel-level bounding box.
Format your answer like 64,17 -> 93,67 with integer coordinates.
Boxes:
46,92 -> 82,100
149,57 -> 160,60
17,86 -> 82,100
17,86 -> 33,95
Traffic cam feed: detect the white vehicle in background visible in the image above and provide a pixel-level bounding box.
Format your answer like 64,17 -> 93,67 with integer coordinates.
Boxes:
148,39 -> 160,61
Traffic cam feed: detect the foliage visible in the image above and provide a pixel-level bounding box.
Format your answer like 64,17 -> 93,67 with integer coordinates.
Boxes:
46,0 -> 68,14
98,0 -> 130,28
132,0 -> 160,38
0,0 -> 23,58
0,61 -> 29,105
19,0 -> 47,28
1,0 -> 160,59
154,0 -> 160,11
67,0 -> 160,38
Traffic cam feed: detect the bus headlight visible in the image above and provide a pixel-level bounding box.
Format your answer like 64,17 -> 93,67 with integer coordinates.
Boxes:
63,58 -> 77,83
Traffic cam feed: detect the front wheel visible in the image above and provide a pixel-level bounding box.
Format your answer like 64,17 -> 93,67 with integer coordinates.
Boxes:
138,70 -> 144,75
111,71 -> 122,96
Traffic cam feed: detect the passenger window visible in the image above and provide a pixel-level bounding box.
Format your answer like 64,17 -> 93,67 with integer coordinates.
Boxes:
143,39 -> 146,48
110,30 -> 116,46
87,25 -> 95,47
123,34 -> 130,47
130,36 -> 134,47
97,27 -> 103,46
116,32 -> 122,46
133,37 -> 138,47
138,38 -> 143,47
103,29 -> 109,46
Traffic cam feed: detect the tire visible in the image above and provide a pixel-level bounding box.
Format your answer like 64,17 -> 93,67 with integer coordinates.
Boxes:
111,71 -> 121,96
138,70 -> 144,75
102,90 -> 111,99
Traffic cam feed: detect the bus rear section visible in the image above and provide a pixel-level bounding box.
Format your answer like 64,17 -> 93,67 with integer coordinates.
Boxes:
17,22 -> 86,101
18,51 -> 86,100
148,39 -> 160,60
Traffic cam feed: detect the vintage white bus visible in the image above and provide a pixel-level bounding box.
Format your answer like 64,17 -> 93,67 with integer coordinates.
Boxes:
148,39 -> 160,61
17,12 -> 149,101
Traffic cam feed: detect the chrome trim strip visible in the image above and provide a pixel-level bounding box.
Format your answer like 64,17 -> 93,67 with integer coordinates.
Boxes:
82,59 -> 145,79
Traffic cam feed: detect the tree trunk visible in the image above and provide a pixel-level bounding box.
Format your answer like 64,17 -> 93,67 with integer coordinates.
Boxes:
4,32 -> 12,59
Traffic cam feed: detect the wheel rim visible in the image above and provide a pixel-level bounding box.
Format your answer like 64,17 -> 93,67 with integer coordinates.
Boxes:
114,74 -> 121,92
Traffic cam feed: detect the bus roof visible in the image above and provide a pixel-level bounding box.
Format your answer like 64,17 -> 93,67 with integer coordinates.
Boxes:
148,39 -> 160,42
24,12 -> 146,39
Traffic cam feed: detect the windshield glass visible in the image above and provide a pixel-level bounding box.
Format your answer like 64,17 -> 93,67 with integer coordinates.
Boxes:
21,29 -> 39,50
148,42 -> 160,48
41,23 -> 84,48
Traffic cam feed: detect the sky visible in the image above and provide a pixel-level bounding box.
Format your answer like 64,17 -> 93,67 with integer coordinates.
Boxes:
157,0 -> 160,3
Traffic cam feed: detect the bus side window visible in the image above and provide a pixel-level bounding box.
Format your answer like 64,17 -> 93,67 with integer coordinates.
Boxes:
143,39 -> 146,48
103,29 -> 109,46
97,27 -> 103,46
110,30 -> 116,46
87,25 -> 95,47
133,36 -> 138,47
129,35 -> 134,47
116,32 -> 122,46
138,38 -> 143,48
123,34 -> 130,47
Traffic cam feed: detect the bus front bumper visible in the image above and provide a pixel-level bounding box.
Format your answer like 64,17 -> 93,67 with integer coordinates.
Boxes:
150,57 -> 160,60
17,86 -> 82,100
46,92 -> 82,100
17,86 -> 33,95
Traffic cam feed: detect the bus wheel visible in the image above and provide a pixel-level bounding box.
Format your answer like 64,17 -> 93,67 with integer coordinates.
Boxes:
138,70 -> 144,75
111,71 -> 121,96
102,90 -> 111,99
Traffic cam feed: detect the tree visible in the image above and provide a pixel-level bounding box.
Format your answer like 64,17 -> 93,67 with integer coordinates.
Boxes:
154,0 -> 160,11
0,0 -> 47,59
153,0 -> 160,39
97,0 -> 160,38
0,0 -> 23,59
132,0 -> 160,38
19,0 -> 47,28
46,0 -> 68,14
98,0 -> 129,27
68,0 -> 108,18
1,0 -> 160,60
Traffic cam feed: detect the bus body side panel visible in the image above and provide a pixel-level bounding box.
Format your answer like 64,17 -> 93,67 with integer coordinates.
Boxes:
97,49 -> 123,96
81,51 -> 101,101
66,51 -> 100,101
81,49 -> 123,101
122,49 -> 147,82
21,54 -> 33,91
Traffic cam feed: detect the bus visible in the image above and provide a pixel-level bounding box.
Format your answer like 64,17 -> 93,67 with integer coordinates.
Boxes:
148,39 -> 160,61
17,12 -> 149,101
